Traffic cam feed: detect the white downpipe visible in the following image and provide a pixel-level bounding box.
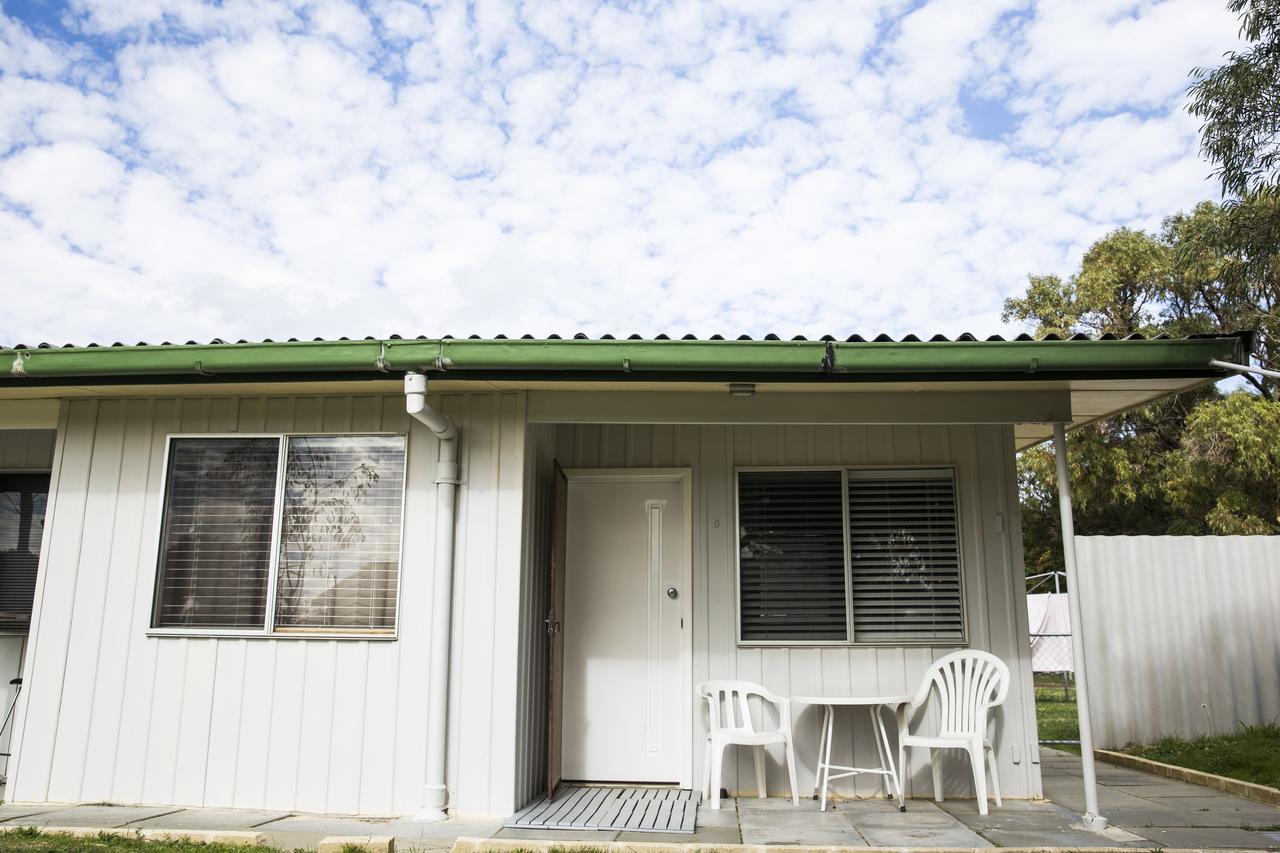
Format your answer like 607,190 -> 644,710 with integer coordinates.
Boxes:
1052,422 -> 1107,829
405,372 -> 459,823
1208,358 -> 1280,381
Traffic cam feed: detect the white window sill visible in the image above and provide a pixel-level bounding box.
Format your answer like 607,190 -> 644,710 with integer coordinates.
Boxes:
736,639 -> 968,648
146,629 -> 398,641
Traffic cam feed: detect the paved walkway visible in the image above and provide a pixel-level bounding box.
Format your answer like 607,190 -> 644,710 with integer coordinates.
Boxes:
0,750 -> 1277,849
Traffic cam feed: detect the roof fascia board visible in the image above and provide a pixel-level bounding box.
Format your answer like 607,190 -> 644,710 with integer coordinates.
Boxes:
0,399 -> 61,429
527,389 -> 1072,425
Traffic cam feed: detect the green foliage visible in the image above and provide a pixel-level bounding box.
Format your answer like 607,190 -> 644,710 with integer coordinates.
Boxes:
1008,199 -> 1280,575
1188,0 -> 1280,198
1165,392 -> 1280,533
1165,195 -> 1280,397
1002,228 -> 1171,337
1129,722 -> 1280,790
1033,674 -> 1079,749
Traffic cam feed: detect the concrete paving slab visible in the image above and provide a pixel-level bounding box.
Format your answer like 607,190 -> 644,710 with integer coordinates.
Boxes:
255,814 -> 396,833
124,807 -> 293,830
4,805 -> 183,828
1042,785 -> 1171,813
735,796 -> 812,810
253,813 -> 397,850
739,821 -> 868,846
1095,772 -> 1165,786
387,816 -> 505,841
1131,825 -> 1280,849
693,805 -> 740,827
0,805 -> 63,822
847,806 -> 989,848
977,825 -> 1156,848
616,824 -> 741,844
857,823 -> 991,847
1141,794 -> 1280,817
1100,803 -> 1274,828
737,808 -> 853,828
1117,781 -> 1241,798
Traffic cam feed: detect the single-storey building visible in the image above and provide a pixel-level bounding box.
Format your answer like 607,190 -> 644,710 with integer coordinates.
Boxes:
0,332 -> 1250,819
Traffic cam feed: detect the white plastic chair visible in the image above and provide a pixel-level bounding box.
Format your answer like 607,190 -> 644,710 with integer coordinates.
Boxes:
897,650 -> 1009,815
697,680 -> 799,810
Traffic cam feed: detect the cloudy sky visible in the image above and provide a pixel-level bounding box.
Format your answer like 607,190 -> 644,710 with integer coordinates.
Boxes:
0,0 -> 1243,345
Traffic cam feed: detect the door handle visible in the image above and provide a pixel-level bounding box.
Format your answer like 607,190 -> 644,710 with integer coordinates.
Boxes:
666,586 -> 679,600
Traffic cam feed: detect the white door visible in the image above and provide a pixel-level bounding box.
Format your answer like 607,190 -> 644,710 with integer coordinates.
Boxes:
561,473 -> 688,783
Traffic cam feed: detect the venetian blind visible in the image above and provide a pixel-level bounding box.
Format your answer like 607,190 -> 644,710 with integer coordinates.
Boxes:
153,438 -> 280,629
848,470 -> 964,642
738,470 -> 847,642
273,435 -> 405,632
0,473 -> 49,626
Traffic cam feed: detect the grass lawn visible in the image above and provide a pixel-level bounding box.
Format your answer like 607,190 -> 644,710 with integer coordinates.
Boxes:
1034,672 -> 1079,750
0,828 -> 305,853
1128,723 -> 1280,790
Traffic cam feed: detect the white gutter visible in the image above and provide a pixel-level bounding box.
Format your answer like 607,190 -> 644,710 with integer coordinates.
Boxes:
1052,422 -> 1107,829
405,372 -> 460,823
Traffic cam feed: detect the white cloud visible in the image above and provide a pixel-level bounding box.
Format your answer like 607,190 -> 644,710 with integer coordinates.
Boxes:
0,0 -> 1245,345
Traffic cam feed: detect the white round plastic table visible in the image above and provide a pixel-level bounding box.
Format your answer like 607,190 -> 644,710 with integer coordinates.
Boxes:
792,695 -> 913,812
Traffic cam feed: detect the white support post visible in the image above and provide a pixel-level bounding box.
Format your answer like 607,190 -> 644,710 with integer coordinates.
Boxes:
1052,422 -> 1107,829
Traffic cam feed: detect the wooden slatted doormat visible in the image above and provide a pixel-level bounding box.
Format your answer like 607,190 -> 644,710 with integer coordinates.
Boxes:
505,786 -> 699,833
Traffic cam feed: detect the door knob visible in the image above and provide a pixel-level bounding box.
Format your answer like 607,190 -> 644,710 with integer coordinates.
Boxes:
666,586 -> 679,600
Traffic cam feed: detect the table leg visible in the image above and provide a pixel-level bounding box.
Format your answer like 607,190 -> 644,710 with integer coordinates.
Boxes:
868,706 -> 890,799
812,703 -> 829,800
819,704 -> 834,812
874,704 -> 906,812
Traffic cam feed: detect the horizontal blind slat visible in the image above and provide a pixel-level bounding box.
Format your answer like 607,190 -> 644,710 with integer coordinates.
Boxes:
849,472 -> 964,642
153,438 -> 279,629
738,470 -> 847,642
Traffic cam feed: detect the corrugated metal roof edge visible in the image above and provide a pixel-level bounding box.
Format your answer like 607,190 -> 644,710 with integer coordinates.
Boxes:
0,330 -> 1255,349
0,331 -> 1254,385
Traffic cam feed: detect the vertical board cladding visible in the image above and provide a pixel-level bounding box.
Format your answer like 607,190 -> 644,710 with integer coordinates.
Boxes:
541,422 -> 1041,801
1075,535 -> 1280,749
7,393 -> 529,817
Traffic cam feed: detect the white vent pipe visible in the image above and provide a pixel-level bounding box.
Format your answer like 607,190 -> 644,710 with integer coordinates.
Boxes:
405,372 -> 459,822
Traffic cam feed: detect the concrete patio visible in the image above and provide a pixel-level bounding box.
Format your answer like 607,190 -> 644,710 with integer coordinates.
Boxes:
0,750 -> 1277,850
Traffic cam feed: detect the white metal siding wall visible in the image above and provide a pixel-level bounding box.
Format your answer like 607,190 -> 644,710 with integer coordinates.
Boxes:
547,422 -> 1042,800
1075,535 -> 1280,749
7,393 -> 529,817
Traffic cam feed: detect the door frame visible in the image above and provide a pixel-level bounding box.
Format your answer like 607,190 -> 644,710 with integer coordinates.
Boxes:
561,467 -> 695,789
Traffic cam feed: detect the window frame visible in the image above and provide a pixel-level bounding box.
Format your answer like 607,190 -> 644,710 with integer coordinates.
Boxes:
734,464 -> 968,648
0,470 -> 51,634
148,432 -> 409,641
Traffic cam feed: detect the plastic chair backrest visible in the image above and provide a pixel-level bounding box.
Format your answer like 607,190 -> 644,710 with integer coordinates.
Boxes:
914,650 -> 1009,738
698,680 -> 774,736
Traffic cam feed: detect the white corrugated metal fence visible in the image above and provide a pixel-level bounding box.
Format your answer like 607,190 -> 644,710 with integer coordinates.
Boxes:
1075,535 -> 1280,749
